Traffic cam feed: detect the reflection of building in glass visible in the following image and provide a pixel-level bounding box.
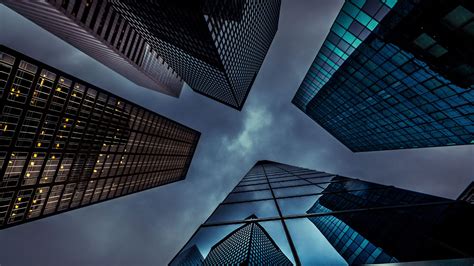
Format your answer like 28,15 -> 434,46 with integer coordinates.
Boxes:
458,182 -> 474,204
3,0 -> 183,97
171,160 -> 474,265
170,215 -> 291,266
109,0 -> 282,110
293,0 -> 474,152
307,177 -> 474,263
203,215 -> 292,265
0,45 -> 200,229
170,245 -> 204,266
308,203 -> 397,264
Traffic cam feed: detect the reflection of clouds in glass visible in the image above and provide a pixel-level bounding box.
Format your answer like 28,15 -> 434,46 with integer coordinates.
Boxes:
205,199 -> 278,224
278,195 -> 321,216
287,218 -> 347,265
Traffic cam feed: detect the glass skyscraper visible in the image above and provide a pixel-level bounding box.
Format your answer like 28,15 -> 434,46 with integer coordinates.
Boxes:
2,0 -> 184,97
0,45 -> 200,229
292,0 -> 474,152
170,160 -> 474,265
109,0 -> 281,110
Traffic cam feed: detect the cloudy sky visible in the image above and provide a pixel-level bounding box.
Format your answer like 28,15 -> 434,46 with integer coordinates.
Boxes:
0,1 -> 473,265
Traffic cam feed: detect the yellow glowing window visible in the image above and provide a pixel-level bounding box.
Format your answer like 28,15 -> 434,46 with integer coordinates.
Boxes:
33,153 -> 37,158
37,142 -> 42,147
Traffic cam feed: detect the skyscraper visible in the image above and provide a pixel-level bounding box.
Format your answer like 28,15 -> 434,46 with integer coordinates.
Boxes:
0,45 -> 200,229
171,160 -> 474,265
109,0 -> 281,110
202,215 -> 292,265
292,0 -> 474,152
2,0 -> 184,97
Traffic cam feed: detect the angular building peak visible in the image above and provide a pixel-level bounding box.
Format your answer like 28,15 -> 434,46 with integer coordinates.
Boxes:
172,160 -> 474,265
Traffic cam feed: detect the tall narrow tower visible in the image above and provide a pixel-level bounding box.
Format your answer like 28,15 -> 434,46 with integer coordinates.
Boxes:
0,45 -> 200,229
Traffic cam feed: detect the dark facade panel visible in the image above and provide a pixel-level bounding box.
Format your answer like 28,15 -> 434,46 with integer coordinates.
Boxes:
0,45 -> 200,229
170,160 -> 474,265
292,0 -> 474,152
110,0 -> 281,110
458,181 -> 474,204
3,0 -> 184,97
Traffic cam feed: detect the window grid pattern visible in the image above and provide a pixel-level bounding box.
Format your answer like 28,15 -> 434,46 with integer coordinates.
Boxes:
308,203 -> 397,264
0,46 -> 200,229
109,0 -> 281,109
293,0 -> 473,152
293,0 -> 397,109
3,0 -> 184,97
171,161 -> 474,265
202,220 -> 292,265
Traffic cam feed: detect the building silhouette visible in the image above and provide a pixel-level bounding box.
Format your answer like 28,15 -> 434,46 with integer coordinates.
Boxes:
171,160 -> 474,265
0,45 -> 200,229
3,0 -> 184,97
292,0 -> 474,151
110,0 -> 281,110
458,181 -> 474,204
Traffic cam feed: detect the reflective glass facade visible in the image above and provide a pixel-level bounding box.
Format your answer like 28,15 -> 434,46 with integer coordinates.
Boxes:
110,0 -> 281,110
293,0 -> 474,152
171,160 -> 474,265
0,45 -> 200,229
3,0 -> 184,97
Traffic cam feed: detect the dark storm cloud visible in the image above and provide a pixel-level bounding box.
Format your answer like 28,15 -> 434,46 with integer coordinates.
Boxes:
0,1 -> 472,265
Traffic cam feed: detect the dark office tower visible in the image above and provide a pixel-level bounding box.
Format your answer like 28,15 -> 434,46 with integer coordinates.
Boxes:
0,45 -> 200,229
292,0 -> 474,152
109,0 -> 281,110
171,160 -> 474,265
2,0 -> 183,97
458,182 -> 474,204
